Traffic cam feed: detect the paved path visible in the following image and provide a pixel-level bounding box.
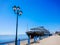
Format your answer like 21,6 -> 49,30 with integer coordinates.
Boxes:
31,35 -> 60,45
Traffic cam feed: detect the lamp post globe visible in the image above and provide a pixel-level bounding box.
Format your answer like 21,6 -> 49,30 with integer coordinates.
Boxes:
19,11 -> 23,15
13,5 -> 16,11
17,6 -> 20,11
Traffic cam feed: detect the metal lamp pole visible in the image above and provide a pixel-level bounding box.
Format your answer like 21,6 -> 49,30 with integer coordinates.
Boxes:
13,5 -> 23,45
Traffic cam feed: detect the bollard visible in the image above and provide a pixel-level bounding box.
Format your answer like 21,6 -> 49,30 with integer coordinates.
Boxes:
28,36 -> 30,45
17,40 -> 20,45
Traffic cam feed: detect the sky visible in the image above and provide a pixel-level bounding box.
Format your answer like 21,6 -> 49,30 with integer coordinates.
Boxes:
0,0 -> 60,35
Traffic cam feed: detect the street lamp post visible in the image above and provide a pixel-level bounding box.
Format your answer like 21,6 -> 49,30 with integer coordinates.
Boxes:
13,5 -> 23,45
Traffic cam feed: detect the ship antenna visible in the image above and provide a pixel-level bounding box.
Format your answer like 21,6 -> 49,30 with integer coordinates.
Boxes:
26,24 -> 28,32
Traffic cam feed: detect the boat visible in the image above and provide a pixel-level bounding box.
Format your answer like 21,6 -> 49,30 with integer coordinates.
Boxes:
26,26 -> 50,39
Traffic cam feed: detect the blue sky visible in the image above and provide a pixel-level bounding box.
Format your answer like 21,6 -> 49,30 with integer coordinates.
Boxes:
0,0 -> 60,35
